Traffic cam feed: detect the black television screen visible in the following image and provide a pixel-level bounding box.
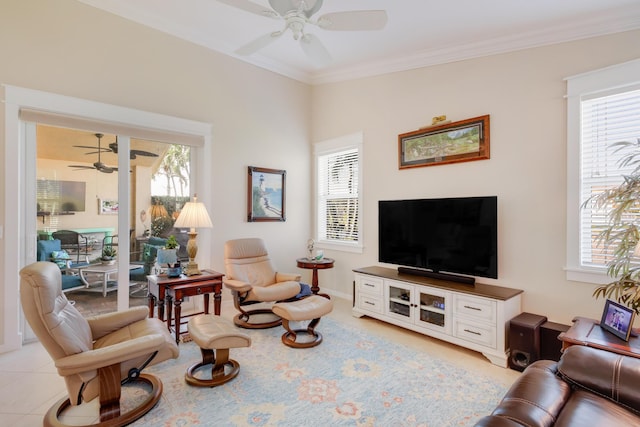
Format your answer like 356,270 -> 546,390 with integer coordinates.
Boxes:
37,180 -> 86,212
378,196 -> 497,282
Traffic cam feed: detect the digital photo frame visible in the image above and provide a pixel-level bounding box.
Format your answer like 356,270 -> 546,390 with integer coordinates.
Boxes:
600,299 -> 636,341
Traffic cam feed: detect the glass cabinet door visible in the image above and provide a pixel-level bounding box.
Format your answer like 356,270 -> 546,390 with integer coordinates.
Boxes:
386,281 -> 413,320
417,289 -> 450,333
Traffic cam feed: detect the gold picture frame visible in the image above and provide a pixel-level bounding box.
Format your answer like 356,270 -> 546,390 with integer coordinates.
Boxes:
399,115 -> 490,169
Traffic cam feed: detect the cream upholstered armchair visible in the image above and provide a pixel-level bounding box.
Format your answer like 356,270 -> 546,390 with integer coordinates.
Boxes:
20,262 -> 179,427
224,238 -> 302,329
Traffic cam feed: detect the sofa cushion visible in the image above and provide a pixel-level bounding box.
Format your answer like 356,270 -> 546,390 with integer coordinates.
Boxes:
37,239 -> 62,262
558,345 -> 640,413
555,389 -> 640,427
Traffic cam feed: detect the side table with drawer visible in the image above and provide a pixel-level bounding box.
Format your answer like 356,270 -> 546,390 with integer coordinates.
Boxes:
148,269 -> 224,344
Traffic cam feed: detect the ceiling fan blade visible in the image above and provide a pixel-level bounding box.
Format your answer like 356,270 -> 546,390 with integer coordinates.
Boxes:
269,0 -> 323,18
131,149 -> 159,157
217,0 -> 278,18
300,33 -> 331,65
317,10 -> 388,31
69,165 -> 94,170
236,31 -> 283,55
73,145 -> 110,152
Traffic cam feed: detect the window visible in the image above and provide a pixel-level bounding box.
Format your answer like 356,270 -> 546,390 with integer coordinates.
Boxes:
566,59 -> 640,283
314,132 -> 363,252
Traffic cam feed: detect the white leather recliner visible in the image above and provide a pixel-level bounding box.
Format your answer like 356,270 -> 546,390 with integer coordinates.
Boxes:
20,261 -> 179,427
223,238 -> 302,329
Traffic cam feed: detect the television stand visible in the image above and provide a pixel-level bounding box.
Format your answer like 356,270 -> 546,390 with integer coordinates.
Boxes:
353,266 -> 523,367
397,267 -> 475,285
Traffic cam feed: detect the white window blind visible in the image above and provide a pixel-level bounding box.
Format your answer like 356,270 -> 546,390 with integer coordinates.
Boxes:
318,148 -> 360,243
580,89 -> 640,269
314,132 -> 363,251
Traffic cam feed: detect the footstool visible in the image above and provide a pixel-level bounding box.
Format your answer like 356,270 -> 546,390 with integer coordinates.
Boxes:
272,295 -> 333,348
185,314 -> 251,387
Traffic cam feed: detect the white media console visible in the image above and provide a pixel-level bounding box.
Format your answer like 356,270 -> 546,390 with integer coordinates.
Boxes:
352,266 -> 523,367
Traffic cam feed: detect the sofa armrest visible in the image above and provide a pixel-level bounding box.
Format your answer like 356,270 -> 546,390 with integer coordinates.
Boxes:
478,360 -> 571,427
474,415 -> 526,427
558,345 -> 640,412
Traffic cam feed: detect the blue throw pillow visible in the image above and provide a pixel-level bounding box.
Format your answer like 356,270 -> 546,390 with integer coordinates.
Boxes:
50,250 -> 71,269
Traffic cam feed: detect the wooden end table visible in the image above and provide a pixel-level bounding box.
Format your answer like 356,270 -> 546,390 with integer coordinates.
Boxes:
296,257 -> 334,297
147,269 -> 224,344
559,316 -> 640,359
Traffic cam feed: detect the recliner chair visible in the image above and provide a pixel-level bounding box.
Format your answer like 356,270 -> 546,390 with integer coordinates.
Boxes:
20,261 -> 179,427
223,238 -> 302,329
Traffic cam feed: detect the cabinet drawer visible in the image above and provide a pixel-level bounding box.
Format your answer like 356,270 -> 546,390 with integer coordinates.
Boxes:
357,294 -> 383,314
355,275 -> 383,296
454,319 -> 496,349
169,284 -> 216,299
454,295 -> 496,324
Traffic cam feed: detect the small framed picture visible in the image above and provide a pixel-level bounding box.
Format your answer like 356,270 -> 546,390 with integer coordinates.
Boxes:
600,299 -> 635,341
99,199 -> 119,215
247,166 -> 286,222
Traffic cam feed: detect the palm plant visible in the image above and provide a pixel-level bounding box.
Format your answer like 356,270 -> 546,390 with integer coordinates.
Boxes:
586,139 -> 640,313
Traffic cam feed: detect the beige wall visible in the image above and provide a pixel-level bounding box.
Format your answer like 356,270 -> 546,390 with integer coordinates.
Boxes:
0,0 -> 311,347
311,30 -> 640,324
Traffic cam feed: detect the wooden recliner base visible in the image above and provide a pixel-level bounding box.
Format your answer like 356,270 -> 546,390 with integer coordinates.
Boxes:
44,372 -> 162,427
185,348 -> 241,387
233,308 -> 282,329
281,317 -> 324,348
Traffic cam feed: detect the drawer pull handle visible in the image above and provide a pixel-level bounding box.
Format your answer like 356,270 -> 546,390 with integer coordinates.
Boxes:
464,329 -> 481,336
197,288 -> 203,295
364,283 -> 375,287
365,301 -> 375,305
464,305 -> 481,311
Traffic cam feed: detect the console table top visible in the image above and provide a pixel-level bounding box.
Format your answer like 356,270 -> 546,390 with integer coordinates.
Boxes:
353,266 -> 523,301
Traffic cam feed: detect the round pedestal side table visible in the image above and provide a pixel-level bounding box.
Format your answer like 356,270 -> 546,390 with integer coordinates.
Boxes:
296,257 -> 334,297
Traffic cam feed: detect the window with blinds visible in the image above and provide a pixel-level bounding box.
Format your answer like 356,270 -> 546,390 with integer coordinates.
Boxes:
580,88 -> 640,269
317,147 -> 360,243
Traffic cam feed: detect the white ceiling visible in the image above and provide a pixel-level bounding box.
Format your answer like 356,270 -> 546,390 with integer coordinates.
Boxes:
78,0 -> 640,84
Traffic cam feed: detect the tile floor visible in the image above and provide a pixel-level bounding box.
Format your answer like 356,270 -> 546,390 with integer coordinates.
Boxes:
0,292 -> 520,426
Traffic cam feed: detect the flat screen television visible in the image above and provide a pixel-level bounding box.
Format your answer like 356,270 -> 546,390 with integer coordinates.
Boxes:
378,196 -> 497,284
37,180 -> 86,212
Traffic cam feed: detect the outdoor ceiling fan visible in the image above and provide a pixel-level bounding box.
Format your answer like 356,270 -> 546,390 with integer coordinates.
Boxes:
217,0 -> 387,63
69,133 -> 118,173
75,136 -> 158,160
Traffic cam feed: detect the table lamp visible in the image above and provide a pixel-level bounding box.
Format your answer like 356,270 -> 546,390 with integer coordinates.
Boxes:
173,194 -> 212,275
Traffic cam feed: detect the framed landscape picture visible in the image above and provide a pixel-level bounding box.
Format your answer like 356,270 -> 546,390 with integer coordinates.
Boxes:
99,199 -> 118,215
247,166 -> 286,222
399,115 -> 490,169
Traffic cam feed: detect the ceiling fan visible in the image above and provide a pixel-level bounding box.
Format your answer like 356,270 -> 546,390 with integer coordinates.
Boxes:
75,136 -> 159,159
218,0 -> 387,63
69,133 -> 118,173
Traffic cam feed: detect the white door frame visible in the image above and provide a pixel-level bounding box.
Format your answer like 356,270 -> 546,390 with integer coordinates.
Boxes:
1,85 -> 213,353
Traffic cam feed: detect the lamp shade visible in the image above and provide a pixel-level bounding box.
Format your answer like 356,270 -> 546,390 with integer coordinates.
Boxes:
174,198 -> 212,229
149,203 -> 169,220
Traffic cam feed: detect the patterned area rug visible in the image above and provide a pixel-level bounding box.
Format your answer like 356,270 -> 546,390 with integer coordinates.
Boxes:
134,317 -> 506,426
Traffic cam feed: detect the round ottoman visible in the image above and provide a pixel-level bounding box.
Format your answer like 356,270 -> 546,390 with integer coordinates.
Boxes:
272,295 -> 333,348
185,314 -> 251,387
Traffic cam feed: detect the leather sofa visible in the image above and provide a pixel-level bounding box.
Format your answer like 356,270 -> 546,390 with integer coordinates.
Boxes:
475,345 -> 640,427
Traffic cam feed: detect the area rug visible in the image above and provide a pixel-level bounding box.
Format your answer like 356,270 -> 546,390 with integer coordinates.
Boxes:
137,318 -> 507,426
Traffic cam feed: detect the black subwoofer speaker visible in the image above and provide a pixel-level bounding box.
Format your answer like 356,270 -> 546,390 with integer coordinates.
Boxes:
540,321 -> 570,362
509,313 -> 547,371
